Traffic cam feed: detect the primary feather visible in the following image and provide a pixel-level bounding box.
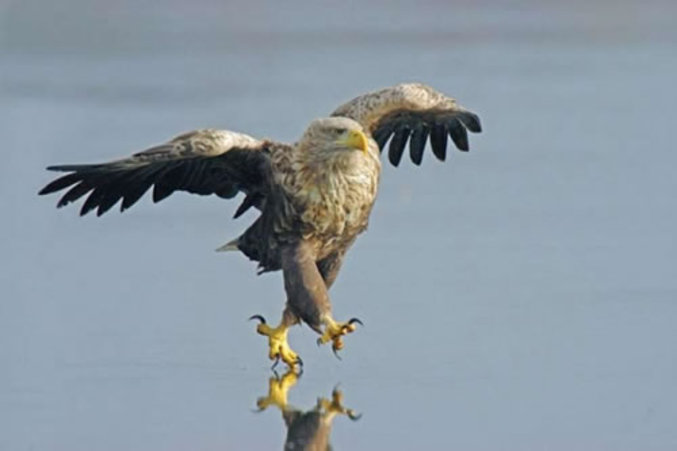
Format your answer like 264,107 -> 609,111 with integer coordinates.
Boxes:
40,83 -> 482,334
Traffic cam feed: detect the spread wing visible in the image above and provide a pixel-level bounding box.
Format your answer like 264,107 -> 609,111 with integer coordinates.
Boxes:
331,83 -> 482,166
39,129 -> 275,217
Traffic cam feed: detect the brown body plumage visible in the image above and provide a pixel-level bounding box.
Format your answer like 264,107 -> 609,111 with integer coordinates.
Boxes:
238,118 -> 380,275
39,83 -> 482,367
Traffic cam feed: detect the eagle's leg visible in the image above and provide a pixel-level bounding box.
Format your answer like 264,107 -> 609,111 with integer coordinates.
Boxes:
316,316 -> 363,356
282,241 -> 363,358
314,250 -> 362,356
250,307 -> 302,371
255,369 -> 299,412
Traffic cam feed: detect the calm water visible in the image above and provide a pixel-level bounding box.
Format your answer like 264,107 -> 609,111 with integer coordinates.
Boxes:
2,1 -> 677,449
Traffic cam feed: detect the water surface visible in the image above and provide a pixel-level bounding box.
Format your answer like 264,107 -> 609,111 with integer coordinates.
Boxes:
2,1 -> 677,449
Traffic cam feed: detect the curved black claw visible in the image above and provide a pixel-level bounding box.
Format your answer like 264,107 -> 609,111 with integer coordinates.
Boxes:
348,411 -> 363,421
331,345 -> 343,361
271,355 -> 280,370
342,317 -> 363,333
296,355 -> 304,369
249,314 -> 267,324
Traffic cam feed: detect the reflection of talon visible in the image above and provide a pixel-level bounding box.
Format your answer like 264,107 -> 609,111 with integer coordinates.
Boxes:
254,372 -> 361,450
255,370 -> 299,411
250,315 -> 302,370
316,317 -> 362,357
317,386 -> 362,421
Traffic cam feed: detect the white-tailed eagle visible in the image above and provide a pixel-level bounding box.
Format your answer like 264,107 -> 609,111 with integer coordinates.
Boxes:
39,83 -> 482,369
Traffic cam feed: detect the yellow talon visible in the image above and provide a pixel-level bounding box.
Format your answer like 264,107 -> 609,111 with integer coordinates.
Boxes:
250,315 -> 302,370
317,317 -> 363,356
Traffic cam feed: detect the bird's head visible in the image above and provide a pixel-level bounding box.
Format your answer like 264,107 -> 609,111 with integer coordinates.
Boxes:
299,117 -> 373,161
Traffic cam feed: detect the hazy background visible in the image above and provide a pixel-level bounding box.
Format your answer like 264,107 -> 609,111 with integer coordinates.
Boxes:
2,1 -> 676,449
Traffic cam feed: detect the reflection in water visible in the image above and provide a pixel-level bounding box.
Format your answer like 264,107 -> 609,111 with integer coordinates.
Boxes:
255,371 -> 361,450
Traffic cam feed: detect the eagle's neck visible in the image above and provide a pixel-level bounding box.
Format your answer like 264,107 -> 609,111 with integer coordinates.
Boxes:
270,144 -> 380,258
306,150 -> 379,194
275,142 -> 380,211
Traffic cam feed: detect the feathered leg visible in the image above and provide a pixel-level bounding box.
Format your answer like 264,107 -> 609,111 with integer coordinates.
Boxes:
282,241 -> 361,358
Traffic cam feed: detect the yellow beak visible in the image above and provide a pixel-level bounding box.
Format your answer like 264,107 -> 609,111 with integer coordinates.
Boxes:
340,130 -> 369,154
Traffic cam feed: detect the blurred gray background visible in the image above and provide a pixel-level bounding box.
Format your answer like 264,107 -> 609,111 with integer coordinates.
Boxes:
2,0 -> 676,449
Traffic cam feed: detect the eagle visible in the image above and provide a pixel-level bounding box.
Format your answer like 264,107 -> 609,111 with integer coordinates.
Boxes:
39,83 -> 482,369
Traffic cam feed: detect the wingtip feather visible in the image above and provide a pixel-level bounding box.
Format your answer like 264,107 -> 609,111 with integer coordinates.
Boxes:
459,111 -> 482,133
